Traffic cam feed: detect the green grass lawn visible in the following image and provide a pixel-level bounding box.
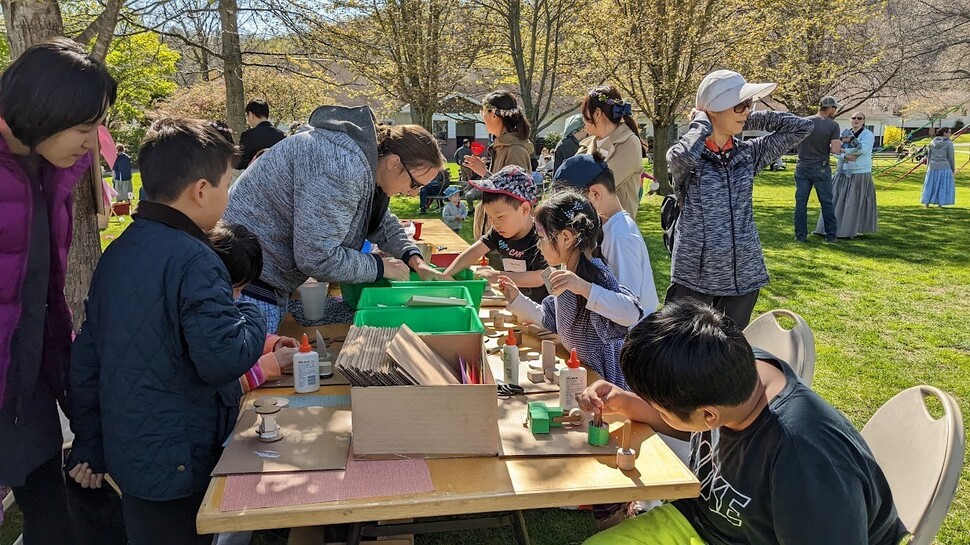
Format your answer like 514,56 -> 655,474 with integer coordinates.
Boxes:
7,160 -> 960,545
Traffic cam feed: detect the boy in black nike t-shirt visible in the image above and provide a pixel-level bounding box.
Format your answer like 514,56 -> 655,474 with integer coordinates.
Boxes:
579,300 -> 907,545
442,165 -> 549,303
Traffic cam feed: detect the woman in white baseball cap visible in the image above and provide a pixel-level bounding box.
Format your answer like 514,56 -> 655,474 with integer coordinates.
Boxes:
664,69 -> 813,327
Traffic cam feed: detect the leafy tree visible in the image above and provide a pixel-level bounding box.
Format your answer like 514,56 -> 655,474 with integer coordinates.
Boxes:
105,31 -> 180,125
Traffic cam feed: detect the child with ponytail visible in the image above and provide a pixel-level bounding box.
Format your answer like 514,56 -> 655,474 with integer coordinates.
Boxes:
497,191 -> 642,389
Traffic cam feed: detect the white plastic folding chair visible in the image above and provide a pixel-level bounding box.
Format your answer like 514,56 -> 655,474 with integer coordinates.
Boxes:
743,309 -> 816,386
2,486 -> 23,545
862,386 -> 964,545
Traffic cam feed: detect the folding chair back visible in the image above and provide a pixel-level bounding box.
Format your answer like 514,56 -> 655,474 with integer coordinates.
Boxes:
743,309 -> 816,386
861,386 -> 964,545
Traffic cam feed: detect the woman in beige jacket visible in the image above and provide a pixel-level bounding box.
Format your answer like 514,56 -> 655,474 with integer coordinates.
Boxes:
577,85 -> 645,218
463,91 -> 535,239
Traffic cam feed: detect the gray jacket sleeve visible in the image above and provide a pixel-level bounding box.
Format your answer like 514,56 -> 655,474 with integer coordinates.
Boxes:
368,209 -> 419,263
744,112 -> 814,172
666,113 -> 713,195
947,141 -> 956,171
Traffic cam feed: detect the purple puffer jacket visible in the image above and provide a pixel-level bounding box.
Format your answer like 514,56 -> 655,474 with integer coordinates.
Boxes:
0,135 -> 93,408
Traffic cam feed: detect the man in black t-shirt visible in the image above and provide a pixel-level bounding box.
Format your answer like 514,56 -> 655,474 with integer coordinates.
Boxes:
580,300 -> 907,545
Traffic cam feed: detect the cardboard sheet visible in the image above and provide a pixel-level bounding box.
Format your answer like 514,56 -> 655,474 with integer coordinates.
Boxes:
386,325 -> 460,386
212,406 -> 352,475
258,369 -> 350,389
220,449 -> 434,511
496,394 -> 616,457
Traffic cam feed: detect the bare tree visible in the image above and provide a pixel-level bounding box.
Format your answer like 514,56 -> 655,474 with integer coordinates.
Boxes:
286,0 -> 482,130
471,0 -> 592,134
599,0 -> 723,194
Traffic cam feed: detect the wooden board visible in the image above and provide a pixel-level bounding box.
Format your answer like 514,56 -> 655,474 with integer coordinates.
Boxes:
212,406 -> 352,475
496,393 -> 617,457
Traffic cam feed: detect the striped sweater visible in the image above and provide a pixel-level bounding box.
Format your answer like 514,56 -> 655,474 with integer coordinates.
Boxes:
667,111 -> 812,296
238,334 -> 284,393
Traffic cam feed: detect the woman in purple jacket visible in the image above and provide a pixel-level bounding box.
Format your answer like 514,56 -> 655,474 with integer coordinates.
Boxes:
0,38 -> 116,544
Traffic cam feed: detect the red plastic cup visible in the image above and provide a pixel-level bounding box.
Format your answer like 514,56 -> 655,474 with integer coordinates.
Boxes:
470,141 -> 485,156
412,221 -> 423,240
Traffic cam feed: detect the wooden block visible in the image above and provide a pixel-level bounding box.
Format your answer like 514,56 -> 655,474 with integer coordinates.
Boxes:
527,368 -> 545,383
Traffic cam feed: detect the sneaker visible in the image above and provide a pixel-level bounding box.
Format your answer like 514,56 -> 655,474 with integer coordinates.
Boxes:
794,236 -> 807,242
824,237 -> 837,244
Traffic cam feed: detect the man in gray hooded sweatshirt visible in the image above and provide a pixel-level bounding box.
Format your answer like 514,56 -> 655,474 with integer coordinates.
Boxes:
224,105 -> 446,332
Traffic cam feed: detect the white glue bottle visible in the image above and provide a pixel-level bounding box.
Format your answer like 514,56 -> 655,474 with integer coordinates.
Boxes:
559,349 -> 587,412
293,333 -> 321,393
502,329 -> 520,386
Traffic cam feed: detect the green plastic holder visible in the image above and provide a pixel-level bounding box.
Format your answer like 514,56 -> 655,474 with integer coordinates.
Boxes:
588,423 -> 610,446
356,286 -> 474,309
353,306 -> 485,335
340,267 -> 483,309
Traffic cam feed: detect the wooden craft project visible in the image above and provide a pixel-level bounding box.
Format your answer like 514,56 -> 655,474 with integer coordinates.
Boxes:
526,402 -> 587,434
541,340 -> 557,382
212,406 -> 352,475
255,405 -> 283,443
616,419 -> 637,471
497,394 -> 615,457
588,410 -> 610,446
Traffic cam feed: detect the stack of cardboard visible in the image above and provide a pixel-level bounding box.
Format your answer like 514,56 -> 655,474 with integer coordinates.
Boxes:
335,325 -> 461,387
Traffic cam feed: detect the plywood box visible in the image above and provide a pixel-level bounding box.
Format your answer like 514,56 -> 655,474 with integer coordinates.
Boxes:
351,332 -> 498,459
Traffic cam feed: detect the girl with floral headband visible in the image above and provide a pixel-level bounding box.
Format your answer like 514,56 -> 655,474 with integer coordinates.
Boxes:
464,91 -> 535,241
577,85 -> 646,217
497,191 -> 642,389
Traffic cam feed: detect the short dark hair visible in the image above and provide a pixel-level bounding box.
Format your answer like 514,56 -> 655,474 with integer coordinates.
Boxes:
245,99 -> 270,119
482,190 -> 524,210
0,38 -> 117,148
620,299 -> 759,421
138,118 -> 237,204
209,221 -> 263,287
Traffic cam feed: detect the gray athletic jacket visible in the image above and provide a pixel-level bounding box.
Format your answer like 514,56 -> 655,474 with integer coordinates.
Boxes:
667,111 -> 812,296
224,105 -> 418,295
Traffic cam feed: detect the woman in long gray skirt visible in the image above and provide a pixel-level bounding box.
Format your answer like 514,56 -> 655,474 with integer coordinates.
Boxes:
815,111 -> 877,238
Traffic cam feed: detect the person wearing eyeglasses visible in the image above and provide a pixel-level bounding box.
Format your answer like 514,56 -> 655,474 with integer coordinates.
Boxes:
665,70 -> 813,328
813,111 -> 877,238
223,105 -> 447,333
462,91 -> 535,240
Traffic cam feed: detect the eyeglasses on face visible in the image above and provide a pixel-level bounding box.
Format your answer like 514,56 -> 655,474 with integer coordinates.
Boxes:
851,116 -> 865,120
733,99 -> 753,114
403,163 -> 425,191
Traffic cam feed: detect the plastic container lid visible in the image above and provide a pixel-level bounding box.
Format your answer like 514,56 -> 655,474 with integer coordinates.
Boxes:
567,349 -> 580,368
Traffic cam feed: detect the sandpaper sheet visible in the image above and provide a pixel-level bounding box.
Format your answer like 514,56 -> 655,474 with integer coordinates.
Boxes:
219,449 -> 433,511
496,393 -> 616,457
212,406 -> 352,475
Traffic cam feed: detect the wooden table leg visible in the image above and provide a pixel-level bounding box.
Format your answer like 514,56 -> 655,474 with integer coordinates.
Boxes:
512,510 -> 532,545
344,522 -> 364,545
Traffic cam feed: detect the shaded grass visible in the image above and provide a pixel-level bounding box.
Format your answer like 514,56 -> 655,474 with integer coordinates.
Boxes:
87,159 -> 968,545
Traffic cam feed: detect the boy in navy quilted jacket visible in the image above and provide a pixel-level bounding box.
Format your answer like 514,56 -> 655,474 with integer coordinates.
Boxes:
68,119 -> 267,545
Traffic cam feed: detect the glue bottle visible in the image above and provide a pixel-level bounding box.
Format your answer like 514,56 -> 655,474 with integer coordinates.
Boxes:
559,349 -> 587,412
293,333 -> 321,393
502,329 -> 520,386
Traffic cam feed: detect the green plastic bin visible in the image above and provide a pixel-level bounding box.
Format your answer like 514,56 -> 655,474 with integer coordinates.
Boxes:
357,286 -> 474,309
340,267 -> 483,309
353,306 -> 485,334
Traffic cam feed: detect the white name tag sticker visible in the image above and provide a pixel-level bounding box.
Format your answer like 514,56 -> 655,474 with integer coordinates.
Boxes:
502,258 -> 528,273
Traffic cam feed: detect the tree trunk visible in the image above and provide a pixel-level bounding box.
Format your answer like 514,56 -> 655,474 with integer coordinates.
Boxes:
66,174 -> 102,330
1,0 -> 63,57
409,104 -> 434,132
219,0 -> 246,137
88,0 -> 122,62
651,119 -> 675,196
